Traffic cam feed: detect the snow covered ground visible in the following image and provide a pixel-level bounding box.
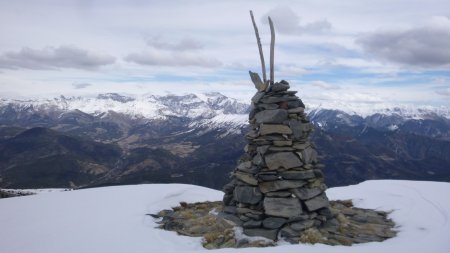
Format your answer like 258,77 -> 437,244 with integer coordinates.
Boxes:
0,180 -> 449,253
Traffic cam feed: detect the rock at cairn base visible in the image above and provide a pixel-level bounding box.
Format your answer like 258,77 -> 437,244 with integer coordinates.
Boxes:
222,80 -> 335,242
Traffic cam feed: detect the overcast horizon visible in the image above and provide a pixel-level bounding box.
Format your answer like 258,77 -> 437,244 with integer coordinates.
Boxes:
1,0 -> 450,107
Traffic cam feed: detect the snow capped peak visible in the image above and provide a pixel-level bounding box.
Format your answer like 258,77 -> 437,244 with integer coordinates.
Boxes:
1,92 -> 449,133
306,101 -> 450,120
0,92 -> 250,129
97,93 -> 135,103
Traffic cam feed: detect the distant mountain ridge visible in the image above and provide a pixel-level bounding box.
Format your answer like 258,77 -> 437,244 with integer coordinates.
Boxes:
2,92 -> 450,123
0,93 -> 249,128
1,92 -> 449,189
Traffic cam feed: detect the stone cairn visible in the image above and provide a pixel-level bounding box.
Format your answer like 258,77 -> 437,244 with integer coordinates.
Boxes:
221,80 -> 335,242
221,11 -> 335,242
154,11 -> 396,247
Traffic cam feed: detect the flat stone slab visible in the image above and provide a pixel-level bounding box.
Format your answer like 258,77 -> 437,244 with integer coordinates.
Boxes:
249,71 -> 267,92
273,140 -> 293,146
271,82 -> 290,92
265,152 -> 303,170
243,220 -> 262,228
254,109 -> 288,124
269,146 -> 295,152
288,107 -> 305,113
263,197 -> 303,218
262,217 -> 287,229
297,146 -> 318,164
290,220 -> 315,231
236,161 -> 252,171
265,191 -> 292,197
234,171 -> 258,185
304,193 -> 329,211
290,187 -> 323,200
292,142 -> 311,150
288,100 -> 305,109
258,174 -> 279,181
233,186 -> 262,205
243,228 -> 278,241
236,207 -> 263,215
257,145 -> 270,155
258,103 -> 279,110
259,124 -> 292,135
260,96 -> 296,104
259,180 -> 307,193
252,153 -> 264,166
236,165 -> 259,174
251,91 -> 265,103
289,120 -> 305,139
280,170 -> 315,180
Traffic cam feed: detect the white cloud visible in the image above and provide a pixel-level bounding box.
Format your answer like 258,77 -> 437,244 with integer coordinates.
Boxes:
310,80 -> 340,90
72,82 -> 92,89
432,76 -> 449,85
124,50 -> 222,68
126,36 -> 221,68
146,37 -> 203,51
0,0 -> 449,107
262,6 -> 331,35
277,65 -> 307,76
0,46 -> 115,70
435,86 -> 450,97
357,16 -> 450,68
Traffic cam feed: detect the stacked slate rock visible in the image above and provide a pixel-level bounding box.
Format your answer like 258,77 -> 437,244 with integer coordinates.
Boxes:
222,80 -> 336,242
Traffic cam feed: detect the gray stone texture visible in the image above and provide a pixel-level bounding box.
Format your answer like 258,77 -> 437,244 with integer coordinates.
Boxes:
280,170 -> 315,180
262,217 -> 287,229
225,80 -> 332,242
289,120 -> 304,140
259,180 -> 307,193
265,191 -> 292,197
234,171 -> 258,186
233,186 -> 262,205
252,153 -> 264,166
271,82 -> 290,92
290,220 -> 315,231
251,91 -> 265,103
254,109 -> 288,124
260,96 -> 296,104
243,220 -> 262,228
304,193 -> 330,211
287,107 -> 304,113
290,187 -> 323,200
299,146 -> 318,164
243,228 -> 279,241
273,140 -> 292,146
259,124 -> 292,135
263,197 -> 303,218
265,152 -> 303,170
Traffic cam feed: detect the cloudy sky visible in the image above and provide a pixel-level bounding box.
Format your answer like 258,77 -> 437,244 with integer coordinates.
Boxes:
0,0 -> 449,107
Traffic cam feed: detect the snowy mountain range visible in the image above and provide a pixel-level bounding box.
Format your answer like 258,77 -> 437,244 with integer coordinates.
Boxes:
0,93 -> 250,129
0,92 -> 450,189
2,92 -> 450,127
2,92 -> 450,140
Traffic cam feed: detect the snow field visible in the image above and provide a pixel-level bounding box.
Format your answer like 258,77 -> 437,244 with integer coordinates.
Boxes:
0,180 -> 449,253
